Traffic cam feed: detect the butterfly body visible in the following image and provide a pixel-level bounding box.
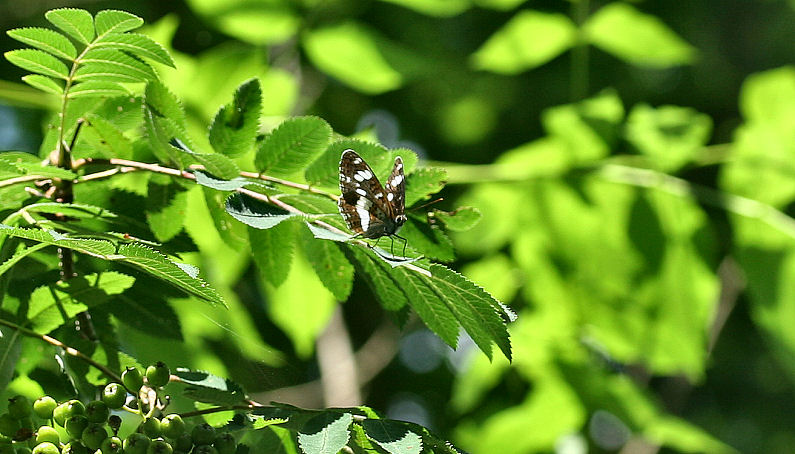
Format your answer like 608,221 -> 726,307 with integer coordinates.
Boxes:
338,149 -> 407,243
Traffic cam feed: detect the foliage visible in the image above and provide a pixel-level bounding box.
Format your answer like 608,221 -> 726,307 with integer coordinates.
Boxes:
0,1 -> 793,454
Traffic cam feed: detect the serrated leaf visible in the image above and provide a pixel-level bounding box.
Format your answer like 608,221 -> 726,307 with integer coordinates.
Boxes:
21,74 -> 63,94
405,168 -> 446,207
203,187 -> 249,250
18,202 -> 118,222
306,222 -> 355,243
146,180 -> 188,242
399,216 -> 455,262
100,291 -> 182,340
95,10 -> 144,35
67,81 -> 130,98
471,10 -> 577,74
255,116 -> 332,175
584,3 -> 696,67
7,27 -> 77,60
251,220 -> 298,287
45,8 -> 94,44
0,326 -> 22,392
0,151 -> 76,179
209,78 -> 262,157
225,192 -> 297,230
80,49 -> 158,81
298,412 -> 353,454
28,272 -> 134,333
433,207 -> 481,232
82,113 -> 134,159
305,140 -> 388,188
194,170 -> 260,192
0,225 -> 116,257
5,49 -> 69,79
302,230 -> 354,301
173,143 -> 240,180
361,420 -> 423,454
94,32 -> 175,67
173,368 -> 248,405
115,243 -> 225,307
74,62 -> 152,83
0,243 -> 49,278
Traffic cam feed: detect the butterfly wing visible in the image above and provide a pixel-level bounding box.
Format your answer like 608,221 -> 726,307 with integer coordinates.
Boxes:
338,149 -> 394,238
384,156 -> 405,218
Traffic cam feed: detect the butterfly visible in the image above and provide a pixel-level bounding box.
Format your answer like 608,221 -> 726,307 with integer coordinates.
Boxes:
338,149 -> 408,257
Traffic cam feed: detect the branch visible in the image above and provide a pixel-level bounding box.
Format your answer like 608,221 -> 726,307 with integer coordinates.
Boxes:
0,317 -> 121,383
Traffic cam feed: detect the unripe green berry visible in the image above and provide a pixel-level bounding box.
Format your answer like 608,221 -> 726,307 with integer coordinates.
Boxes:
159,416 -> 184,440
65,416 -> 88,440
0,414 -> 19,438
141,418 -> 160,439
7,397 -> 31,420
146,440 -> 171,454
33,398 -> 57,421
173,433 -> 191,453
192,445 -> 217,454
121,368 -> 144,393
144,363 -> 170,388
31,443 -> 58,454
81,424 -> 107,451
101,385 -> 126,410
190,424 -> 215,446
84,402 -> 108,425
212,433 -> 235,454
35,426 -> 60,446
53,401 -> 85,428
62,442 -> 88,454
100,436 -> 122,454
122,433 -> 150,454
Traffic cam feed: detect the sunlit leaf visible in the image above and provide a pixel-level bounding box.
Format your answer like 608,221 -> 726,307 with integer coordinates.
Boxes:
95,10 -> 144,35
7,27 -> 77,60
255,116 -> 332,176
45,7 -> 94,44
5,49 -> 69,79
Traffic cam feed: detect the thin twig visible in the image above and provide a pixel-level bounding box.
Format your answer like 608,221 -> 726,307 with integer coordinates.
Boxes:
0,317 -> 121,383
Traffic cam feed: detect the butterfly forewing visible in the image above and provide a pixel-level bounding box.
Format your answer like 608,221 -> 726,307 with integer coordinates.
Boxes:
338,149 -> 406,239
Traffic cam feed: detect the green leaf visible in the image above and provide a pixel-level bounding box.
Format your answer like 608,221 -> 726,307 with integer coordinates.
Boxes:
94,33 -> 175,67
95,10 -> 144,35
75,62 -> 151,83
145,80 -> 187,129
361,420 -> 423,454
399,216 -> 455,262
433,207 -> 481,232
7,27 -> 77,60
115,243 -> 225,307
67,81 -> 130,98
0,225 -> 116,257
29,272 -> 135,334
297,412 -> 353,454
146,180 -> 188,242
173,369 -> 248,405
255,116 -> 332,176
0,325 -> 22,392
45,8 -> 94,44
21,74 -> 63,95
625,104 -> 712,172
186,0 -> 299,45
405,168 -> 446,207
101,291 -> 182,340
225,192 -> 297,229
303,22 -> 403,94
0,151 -> 76,179
584,3 -> 696,67
541,90 -> 625,162
193,170 -> 260,192
0,243 -> 50,278
80,49 -> 158,81
81,113 -> 134,159
379,0 -> 470,16
302,230 -> 354,301
5,49 -> 70,79
209,78 -> 262,157
250,220 -> 298,287
203,187 -> 249,250
471,10 -> 577,74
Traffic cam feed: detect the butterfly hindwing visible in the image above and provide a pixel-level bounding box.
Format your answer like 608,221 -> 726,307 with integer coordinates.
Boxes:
338,149 -> 406,239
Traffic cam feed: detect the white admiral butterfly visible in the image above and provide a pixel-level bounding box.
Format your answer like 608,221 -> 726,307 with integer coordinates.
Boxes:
338,149 -> 407,256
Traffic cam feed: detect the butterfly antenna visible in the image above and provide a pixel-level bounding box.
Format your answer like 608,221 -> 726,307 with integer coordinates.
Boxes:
409,197 -> 444,213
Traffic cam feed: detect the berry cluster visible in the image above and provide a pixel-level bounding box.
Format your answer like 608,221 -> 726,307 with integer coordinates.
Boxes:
0,363 -> 238,454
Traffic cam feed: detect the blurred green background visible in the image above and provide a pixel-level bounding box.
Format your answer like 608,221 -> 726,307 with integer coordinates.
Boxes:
2,0 -> 795,453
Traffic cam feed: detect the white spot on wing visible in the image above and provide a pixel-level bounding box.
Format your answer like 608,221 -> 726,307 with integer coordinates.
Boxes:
390,175 -> 403,186
387,192 -> 394,201
356,206 -> 370,231
355,188 -> 367,196
353,158 -> 362,164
